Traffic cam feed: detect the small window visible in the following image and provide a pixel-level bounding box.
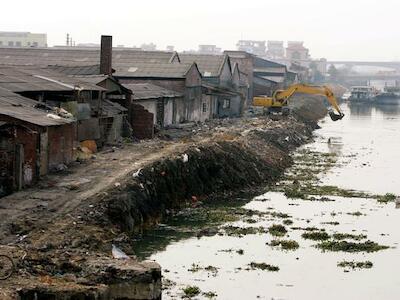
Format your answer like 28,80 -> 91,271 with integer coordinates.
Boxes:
8,41 -> 14,47
0,41 -> 3,46
222,99 -> 230,109
202,102 -> 207,113
16,41 -> 21,47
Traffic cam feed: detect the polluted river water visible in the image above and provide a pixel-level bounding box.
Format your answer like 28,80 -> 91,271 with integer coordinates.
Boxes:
135,102 -> 400,300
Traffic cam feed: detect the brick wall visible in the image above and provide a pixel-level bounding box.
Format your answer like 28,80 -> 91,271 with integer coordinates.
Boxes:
130,104 -> 154,139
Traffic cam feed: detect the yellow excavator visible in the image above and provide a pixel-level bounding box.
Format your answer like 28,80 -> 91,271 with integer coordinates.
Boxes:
253,84 -> 345,121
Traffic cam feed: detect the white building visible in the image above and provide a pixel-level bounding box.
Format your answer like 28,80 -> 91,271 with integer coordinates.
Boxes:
0,31 -> 47,47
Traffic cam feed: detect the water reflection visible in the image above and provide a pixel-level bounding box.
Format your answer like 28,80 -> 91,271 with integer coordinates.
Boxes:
348,101 -> 400,117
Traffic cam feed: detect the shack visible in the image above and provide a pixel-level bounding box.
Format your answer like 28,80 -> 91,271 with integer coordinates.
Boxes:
0,88 -> 75,196
0,66 -> 111,145
179,54 -> 244,118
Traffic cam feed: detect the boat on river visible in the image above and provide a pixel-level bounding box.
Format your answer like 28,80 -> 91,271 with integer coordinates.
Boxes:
348,86 -> 378,103
375,86 -> 400,104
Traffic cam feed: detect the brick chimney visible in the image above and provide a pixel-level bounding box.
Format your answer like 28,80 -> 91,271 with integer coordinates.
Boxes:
100,35 -> 112,75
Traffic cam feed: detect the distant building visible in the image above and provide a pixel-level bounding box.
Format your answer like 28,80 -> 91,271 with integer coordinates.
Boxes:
286,41 -> 309,61
266,41 -> 284,59
236,40 -> 266,57
140,43 -> 157,51
166,45 -> 175,52
197,45 -> 222,55
0,31 -> 47,48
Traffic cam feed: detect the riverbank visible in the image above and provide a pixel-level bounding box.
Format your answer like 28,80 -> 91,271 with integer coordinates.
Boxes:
0,97 -> 327,299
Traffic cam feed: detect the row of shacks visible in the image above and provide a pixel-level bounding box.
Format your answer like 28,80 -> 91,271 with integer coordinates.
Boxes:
0,36 -> 298,196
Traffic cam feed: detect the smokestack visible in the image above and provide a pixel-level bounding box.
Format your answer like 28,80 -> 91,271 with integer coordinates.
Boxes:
100,35 -> 112,75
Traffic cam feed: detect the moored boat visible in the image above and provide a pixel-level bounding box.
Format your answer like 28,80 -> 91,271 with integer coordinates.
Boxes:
348,86 -> 378,103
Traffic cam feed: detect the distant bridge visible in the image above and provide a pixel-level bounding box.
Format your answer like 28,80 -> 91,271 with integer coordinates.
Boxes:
328,61 -> 400,73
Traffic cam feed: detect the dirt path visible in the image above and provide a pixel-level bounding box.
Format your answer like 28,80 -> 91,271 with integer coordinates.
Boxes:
0,138 -> 191,243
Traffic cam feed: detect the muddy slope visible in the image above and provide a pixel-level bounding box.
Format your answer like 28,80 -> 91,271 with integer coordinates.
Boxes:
106,97 -> 326,233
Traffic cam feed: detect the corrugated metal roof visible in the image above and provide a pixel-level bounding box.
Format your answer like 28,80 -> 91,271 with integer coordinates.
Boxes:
179,54 -> 226,77
47,65 -> 101,75
122,83 -> 183,100
0,88 -> 74,126
259,75 -> 285,83
114,62 -> 192,78
254,67 -> 287,74
0,47 -> 178,68
0,66 -> 105,92
102,99 -> 127,116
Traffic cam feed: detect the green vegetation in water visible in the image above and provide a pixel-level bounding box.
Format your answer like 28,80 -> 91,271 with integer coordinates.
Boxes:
316,240 -> 390,253
333,233 -> 367,241
283,219 -> 294,225
377,193 -> 397,203
249,262 -> 279,272
187,263 -> 202,273
202,291 -> 218,299
292,226 -> 324,231
321,221 -> 340,226
222,225 -> 267,237
188,264 -> 218,275
270,239 -> 299,250
270,211 -> 291,219
204,265 -> 219,273
302,231 -> 330,241
182,286 -> 201,298
268,224 -> 287,237
284,187 -> 307,199
337,260 -> 373,270
347,211 -> 364,217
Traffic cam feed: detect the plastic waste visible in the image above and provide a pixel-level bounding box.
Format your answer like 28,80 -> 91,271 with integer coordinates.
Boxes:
112,244 -> 130,260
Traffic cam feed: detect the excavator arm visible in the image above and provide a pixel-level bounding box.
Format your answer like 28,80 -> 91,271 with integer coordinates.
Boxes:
253,84 -> 345,121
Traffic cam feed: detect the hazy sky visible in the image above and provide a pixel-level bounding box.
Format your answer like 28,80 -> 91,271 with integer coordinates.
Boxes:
2,0 -> 399,61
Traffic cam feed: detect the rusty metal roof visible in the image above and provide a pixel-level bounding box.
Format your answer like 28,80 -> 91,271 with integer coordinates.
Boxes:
0,66 -> 105,92
122,83 -> 183,100
0,88 -> 74,126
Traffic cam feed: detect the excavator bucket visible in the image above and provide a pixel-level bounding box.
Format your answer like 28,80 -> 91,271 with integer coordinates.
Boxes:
329,111 -> 344,121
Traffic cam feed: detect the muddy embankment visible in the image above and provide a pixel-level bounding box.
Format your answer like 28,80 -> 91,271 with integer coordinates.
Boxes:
3,97 -> 326,300
105,97 -> 326,233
